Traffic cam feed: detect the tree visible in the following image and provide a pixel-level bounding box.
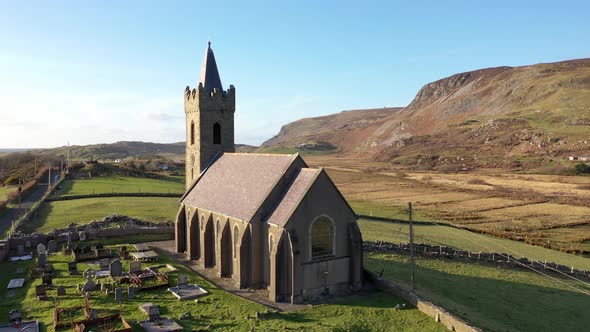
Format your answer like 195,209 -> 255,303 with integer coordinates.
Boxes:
574,163 -> 590,175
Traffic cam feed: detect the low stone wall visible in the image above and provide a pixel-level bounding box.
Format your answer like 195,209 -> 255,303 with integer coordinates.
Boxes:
365,270 -> 482,332
47,192 -> 182,202
364,241 -> 590,281
4,214 -> 173,256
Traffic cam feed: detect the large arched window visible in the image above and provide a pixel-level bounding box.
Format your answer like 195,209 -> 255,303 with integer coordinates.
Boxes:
213,122 -> 221,144
190,121 -> 195,145
310,216 -> 334,259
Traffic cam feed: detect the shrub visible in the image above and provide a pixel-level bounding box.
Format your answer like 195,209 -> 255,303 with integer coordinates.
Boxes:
437,164 -> 461,173
574,163 -> 590,175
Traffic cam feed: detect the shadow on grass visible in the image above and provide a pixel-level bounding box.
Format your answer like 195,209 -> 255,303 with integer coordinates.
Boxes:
366,254 -> 590,332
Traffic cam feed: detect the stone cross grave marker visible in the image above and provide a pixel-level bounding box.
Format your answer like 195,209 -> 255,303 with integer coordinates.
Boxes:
109,259 -> 123,277
83,275 -> 96,291
36,243 -> 46,255
78,231 -> 87,241
47,240 -> 57,254
83,268 -> 96,279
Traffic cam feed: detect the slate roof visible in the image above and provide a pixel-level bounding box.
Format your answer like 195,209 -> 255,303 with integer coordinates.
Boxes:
199,42 -> 223,93
182,153 -> 299,221
266,168 -> 321,227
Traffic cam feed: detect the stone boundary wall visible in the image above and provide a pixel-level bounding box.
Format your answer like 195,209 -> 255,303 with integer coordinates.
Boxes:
364,270 -> 483,332
47,192 -> 182,202
364,241 -> 590,281
2,214 -> 173,259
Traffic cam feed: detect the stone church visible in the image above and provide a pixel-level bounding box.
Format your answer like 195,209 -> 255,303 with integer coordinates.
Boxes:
175,42 -> 363,304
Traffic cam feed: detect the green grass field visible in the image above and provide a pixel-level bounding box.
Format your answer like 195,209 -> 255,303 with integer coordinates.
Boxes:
0,185 -> 16,201
357,218 -> 590,271
0,248 -> 447,332
54,175 -> 185,196
365,253 -> 590,332
21,197 -> 179,233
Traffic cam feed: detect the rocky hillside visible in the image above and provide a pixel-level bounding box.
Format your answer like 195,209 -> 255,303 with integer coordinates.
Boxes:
262,58 -> 590,169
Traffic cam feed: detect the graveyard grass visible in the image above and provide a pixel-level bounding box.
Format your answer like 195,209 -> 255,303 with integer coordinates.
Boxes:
20,197 -> 179,234
365,252 -> 590,332
0,247 -> 448,332
54,175 -> 185,196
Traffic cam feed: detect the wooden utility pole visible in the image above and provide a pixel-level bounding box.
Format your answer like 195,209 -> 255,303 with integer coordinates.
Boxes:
408,202 -> 415,291
48,161 -> 51,190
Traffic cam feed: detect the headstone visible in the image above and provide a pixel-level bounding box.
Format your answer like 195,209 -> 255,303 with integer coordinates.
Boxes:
149,304 -> 160,318
83,277 -> 96,291
57,286 -> 66,296
87,229 -> 97,240
37,253 -> 47,268
128,286 -> 135,299
68,261 -> 78,274
16,244 -> 25,256
89,309 -> 98,320
83,268 -> 96,279
25,240 -> 31,248
8,309 -> 22,323
100,258 -> 110,271
36,285 -> 47,299
42,273 -> 53,285
78,231 -> 87,241
114,287 -> 123,301
130,261 -> 142,274
36,243 -> 46,255
47,240 -> 57,254
109,259 -> 123,277
178,274 -> 187,287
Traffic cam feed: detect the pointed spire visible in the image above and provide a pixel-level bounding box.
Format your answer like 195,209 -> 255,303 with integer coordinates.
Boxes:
199,41 -> 223,93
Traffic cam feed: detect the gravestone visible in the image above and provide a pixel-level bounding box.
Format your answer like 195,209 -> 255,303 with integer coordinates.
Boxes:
82,268 -> 96,279
100,258 -> 110,271
114,287 -> 123,301
129,261 -> 142,274
89,309 -> 98,320
128,286 -> 135,299
79,231 -> 87,241
87,228 -> 97,240
109,259 -> 123,277
42,273 -> 53,285
25,240 -> 31,248
178,274 -> 187,287
16,245 -> 25,256
68,261 -> 78,274
8,309 -> 21,323
83,275 -> 96,291
37,253 -> 47,268
36,285 -> 47,300
57,286 -> 66,296
37,243 -> 46,255
47,240 -> 57,254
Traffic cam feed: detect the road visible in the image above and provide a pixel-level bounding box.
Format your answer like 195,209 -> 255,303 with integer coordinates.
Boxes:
0,172 -> 61,236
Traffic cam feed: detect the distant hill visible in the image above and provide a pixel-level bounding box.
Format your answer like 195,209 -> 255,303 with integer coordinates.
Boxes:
261,58 -> 590,169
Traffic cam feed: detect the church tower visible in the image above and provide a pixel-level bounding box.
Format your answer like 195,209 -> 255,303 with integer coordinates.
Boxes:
184,42 -> 235,188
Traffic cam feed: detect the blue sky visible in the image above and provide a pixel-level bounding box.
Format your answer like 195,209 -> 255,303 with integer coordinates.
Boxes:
0,1 -> 588,148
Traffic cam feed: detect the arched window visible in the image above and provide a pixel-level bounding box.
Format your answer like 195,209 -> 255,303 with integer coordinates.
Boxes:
310,216 -> 334,259
190,121 -> 195,145
213,122 -> 221,144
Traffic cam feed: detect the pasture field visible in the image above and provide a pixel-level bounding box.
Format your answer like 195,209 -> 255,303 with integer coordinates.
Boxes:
54,175 -> 185,196
306,155 -> 590,253
357,219 -> 590,270
365,253 -> 590,332
0,184 -> 16,200
21,197 -> 179,234
0,246 -> 447,332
